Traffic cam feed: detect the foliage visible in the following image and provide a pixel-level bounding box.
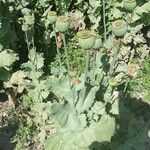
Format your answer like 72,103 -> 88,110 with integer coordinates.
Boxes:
0,45 -> 18,81
129,57 -> 150,104
0,0 -> 149,150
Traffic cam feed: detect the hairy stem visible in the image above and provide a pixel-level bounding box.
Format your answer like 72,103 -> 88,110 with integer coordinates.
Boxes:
62,34 -> 70,71
31,37 -> 38,71
92,51 -> 96,80
108,38 -> 121,76
84,51 -> 90,84
72,84 -> 76,106
25,32 -> 30,52
102,0 -> 107,42
62,33 -> 71,90
82,50 -> 90,102
124,78 -> 130,93
52,24 -> 62,69
25,29 -> 38,71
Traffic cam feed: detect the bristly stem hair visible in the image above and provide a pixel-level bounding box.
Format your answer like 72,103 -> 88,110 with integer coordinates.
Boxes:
52,23 -> 62,69
62,33 -> 71,90
82,50 -> 90,103
102,0 -> 107,42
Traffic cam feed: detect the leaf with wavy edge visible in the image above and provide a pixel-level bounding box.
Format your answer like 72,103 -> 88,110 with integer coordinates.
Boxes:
45,114 -> 116,150
0,49 -> 18,69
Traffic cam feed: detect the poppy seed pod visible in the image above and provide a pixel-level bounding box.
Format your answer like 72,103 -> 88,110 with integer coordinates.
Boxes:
56,16 -> 70,32
92,32 -> 102,49
47,11 -> 57,23
112,19 -> 128,37
123,0 -> 137,11
77,30 -> 95,50
24,15 -> 35,25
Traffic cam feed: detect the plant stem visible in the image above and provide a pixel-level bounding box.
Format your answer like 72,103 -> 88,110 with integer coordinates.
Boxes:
108,38 -> 121,76
92,51 -> 96,80
52,24 -> 62,69
102,0 -> 106,42
84,51 -> 90,84
25,29 -> 38,72
32,37 -> 35,50
25,32 -> 35,68
31,37 -> 38,71
62,33 -> 71,90
82,50 -> 90,102
72,84 -> 76,106
25,32 -> 30,52
124,78 -> 130,93
62,33 -> 70,71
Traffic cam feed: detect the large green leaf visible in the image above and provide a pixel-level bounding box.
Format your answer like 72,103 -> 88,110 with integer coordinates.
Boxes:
76,86 -> 99,113
45,114 -> 116,150
89,114 -> 116,142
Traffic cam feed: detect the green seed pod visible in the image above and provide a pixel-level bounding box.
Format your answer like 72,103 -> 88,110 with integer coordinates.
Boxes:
123,0 -> 137,11
22,24 -> 28,32
56,16 -> 70,32
112,19 -> 128,37
24,15 -> 35,25
77,30 -> 95,50
47,11 -> 57,23
92,32 -> 102,49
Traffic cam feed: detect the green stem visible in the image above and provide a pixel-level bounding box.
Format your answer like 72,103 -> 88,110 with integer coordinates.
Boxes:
52,24 -> 62,69
102,0 -> 106,42
77,51 -> 90,114
32,37 -> 35,50
25,32 -> 30,52
108,38 -> 121,76
72,84 -> 76,106
82,50 -> 90,101
84,51 -> 90,84
62,33 -> 70,71
129,49 -> 135,63
25,30 -> 38,72
31,37 -> 38,71
124,78 -> 130,93
92,51 -> 96,80
62,33 -> 71,90
25,32 -> 35,69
